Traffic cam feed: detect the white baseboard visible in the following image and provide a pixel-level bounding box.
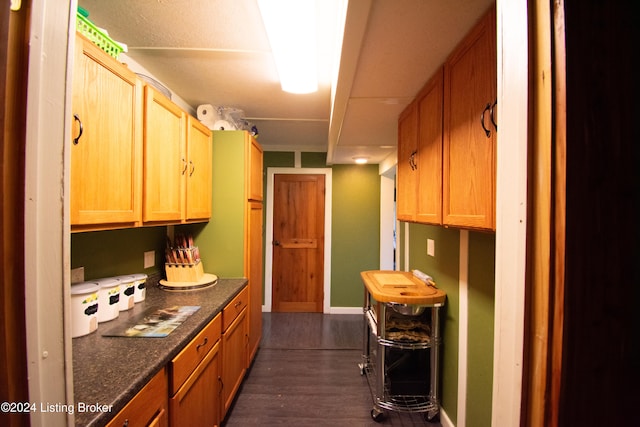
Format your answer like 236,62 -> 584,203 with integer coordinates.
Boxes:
261,306 -> 363,315
440,407 -> 455,427
328,307 -> 362,315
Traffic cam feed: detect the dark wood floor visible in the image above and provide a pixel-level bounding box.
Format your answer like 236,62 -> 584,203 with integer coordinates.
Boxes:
222,313 -> 442,426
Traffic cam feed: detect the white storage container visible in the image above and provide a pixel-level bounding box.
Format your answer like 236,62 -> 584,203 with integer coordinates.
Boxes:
115,275 -> 136,311
130,273 -> 148,303
95,278 -> 120,323
70,281 -> 100,338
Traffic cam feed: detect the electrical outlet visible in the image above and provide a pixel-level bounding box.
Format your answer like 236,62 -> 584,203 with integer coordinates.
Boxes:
427,239 -> 435,257
71,267 -> 85,283
144,251 -> 155,269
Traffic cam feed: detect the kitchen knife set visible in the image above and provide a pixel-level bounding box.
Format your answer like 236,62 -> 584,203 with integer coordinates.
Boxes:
165,233 -> 201,265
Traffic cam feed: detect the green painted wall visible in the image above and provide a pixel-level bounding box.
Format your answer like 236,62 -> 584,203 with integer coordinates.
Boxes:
466,231 -> 495,427
187,131 -> 248,278
407,223 -> 461,421
330,165 -> 380,307
71,226 -> 166,280
404,223 -> 496,426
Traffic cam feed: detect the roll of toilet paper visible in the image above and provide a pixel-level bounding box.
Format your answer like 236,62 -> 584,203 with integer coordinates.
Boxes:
197,104 -> 217,121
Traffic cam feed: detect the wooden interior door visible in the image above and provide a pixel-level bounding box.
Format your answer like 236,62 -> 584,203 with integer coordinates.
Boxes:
272,174 -> 325,312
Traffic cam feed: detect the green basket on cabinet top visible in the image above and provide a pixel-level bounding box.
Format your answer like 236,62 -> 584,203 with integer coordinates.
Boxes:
76,12 -> 124,59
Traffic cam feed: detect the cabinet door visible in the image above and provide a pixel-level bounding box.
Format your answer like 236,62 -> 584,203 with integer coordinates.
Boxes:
396,102 -> 418,222
248,136 -> 263,202
143,86 -> 185,222
221,308 -> 247,419
71,35 -> 142,227
443,6 -> 497,230
185,116 -> 212,221
170,341 -> 221,427
106,368 -> 168,427
415,68 -> 444,225
247,202 -> 263,363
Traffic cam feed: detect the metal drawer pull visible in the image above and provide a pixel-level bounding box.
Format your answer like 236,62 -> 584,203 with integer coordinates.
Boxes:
480,103 -> 491,137
234,301 -> 242,309
73,114 -> 83,145
196,336 -> 208,351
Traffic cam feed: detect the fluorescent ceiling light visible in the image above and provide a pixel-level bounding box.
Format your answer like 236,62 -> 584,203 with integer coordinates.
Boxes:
258,0 -> 318,94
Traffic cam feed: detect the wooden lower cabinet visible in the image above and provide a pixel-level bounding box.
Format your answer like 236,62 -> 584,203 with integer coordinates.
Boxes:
170,341 -> 221,427
106,289 -> 250,427
220,290 -> 249,419
169,313 -> 222,427
106,368 -> 168,427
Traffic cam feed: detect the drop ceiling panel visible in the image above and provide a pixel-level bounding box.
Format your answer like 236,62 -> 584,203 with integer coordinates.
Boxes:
78,0 -> 495,164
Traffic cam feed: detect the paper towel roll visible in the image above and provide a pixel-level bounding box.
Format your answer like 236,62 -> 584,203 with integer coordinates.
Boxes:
197,104 -> 217,122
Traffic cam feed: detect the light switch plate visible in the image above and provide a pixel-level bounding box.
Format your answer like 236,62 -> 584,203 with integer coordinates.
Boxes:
427,239 -> 435,257
144,251 -> 155,268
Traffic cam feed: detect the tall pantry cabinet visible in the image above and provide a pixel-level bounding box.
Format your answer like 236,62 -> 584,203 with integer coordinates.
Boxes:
194,130 -> 264,364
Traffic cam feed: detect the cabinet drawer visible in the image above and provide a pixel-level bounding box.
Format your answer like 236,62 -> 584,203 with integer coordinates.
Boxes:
223,287 -> 248,331
106,368 -> 168,427
170,313 -> 221,395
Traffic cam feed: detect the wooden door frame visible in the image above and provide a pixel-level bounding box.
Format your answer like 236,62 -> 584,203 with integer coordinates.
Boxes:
264,168 -> 332,313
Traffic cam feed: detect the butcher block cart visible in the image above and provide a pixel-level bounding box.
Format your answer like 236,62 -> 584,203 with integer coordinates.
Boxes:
359,270 -> 446,422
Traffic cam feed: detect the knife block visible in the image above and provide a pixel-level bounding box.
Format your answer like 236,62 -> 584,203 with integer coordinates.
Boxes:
165,261 -> 204,283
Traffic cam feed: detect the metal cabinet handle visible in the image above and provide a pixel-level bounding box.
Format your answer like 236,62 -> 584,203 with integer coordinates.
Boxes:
189,160 -> 195,177
273,240 -> 280,246
196,336 -> 208,351
73,114 -> 83,145
409,151 -> 417,171
181,158 -> 188,174
480,103 -> 492,137
234,301 -> 242,309
490,100 -> 498,131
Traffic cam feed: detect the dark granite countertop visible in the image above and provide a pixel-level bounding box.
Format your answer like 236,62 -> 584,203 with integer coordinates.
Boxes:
72,275 -> 247,427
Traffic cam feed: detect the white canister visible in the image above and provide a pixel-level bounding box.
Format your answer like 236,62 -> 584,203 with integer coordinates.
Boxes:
70,281 -> 100,338
95,278 -> 120,323
130,273 -> 148,303
115,275 -> 136,311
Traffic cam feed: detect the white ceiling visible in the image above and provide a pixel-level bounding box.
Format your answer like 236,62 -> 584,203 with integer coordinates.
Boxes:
78,0 -> 493,164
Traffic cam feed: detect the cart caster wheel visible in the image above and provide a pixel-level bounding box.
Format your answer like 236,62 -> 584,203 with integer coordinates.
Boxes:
425,412 -> 440,423
371,408 -> 385,422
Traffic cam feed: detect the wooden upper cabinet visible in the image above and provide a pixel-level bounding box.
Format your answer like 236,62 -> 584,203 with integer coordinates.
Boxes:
396,68 -> 444,225
185,116 -> 212,221
415,69 -> 444,225
248,135 -> 263,201
71,34 -> 143,229
142,87 -> 212,224
443,5 -> 497,230
396,101 -> 418,222
143,86 -> 186,222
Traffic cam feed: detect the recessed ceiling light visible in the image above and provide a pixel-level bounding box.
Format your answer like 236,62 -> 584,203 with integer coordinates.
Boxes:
353,157 -> 369,164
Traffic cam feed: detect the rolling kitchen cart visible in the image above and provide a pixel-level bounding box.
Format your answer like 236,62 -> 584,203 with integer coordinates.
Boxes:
358,270 -> 446,422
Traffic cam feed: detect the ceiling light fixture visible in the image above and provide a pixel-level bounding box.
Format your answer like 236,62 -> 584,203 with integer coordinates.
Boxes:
353,157 -> 369,164
258,0 -> 318,94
